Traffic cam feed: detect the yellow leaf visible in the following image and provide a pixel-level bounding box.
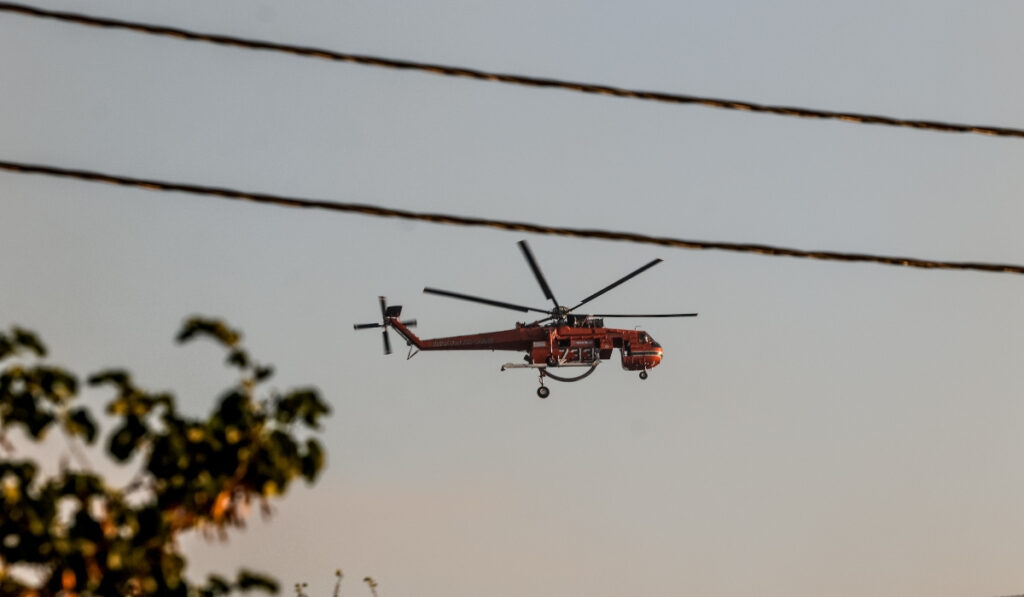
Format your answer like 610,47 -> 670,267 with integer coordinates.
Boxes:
212,490 -> 232,521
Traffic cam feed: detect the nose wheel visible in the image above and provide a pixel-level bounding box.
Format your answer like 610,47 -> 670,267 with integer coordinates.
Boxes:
536,370 -> 550,398
639,370 -> 648,380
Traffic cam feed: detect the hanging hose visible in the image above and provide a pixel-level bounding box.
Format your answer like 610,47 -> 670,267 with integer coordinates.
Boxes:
542,363 -> 599,382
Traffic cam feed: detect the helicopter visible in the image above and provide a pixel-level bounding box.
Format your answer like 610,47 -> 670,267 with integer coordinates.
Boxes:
354,240 -> 697,398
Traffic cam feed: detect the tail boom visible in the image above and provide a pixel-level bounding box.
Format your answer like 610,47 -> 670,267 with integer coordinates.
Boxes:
388,319 -> 532,352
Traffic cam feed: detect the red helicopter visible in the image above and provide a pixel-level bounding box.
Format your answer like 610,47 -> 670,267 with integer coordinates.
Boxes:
354,240 -> 697,398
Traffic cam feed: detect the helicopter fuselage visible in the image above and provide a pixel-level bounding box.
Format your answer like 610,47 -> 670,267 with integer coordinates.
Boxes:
389,318 -> 663,371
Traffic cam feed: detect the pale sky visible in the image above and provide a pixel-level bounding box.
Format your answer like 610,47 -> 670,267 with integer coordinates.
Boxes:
3,1 -> 1024,595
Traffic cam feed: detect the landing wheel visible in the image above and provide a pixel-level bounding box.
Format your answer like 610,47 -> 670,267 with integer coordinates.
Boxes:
639,371 -> 649,380
537,386 -> 550,399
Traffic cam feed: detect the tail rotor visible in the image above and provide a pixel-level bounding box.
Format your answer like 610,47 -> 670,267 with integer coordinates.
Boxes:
353,296 -> 417,355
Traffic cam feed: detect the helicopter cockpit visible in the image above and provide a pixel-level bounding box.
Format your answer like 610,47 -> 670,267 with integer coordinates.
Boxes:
637,332 -> 661,348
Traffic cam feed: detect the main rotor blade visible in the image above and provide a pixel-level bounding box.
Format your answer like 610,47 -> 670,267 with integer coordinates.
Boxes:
382,329 -> 392,355
423,287 -> 549,314
518,240 -> 559,308
570,258 -> 663,312
354,322 -> 383,330
591,313 -> 699,318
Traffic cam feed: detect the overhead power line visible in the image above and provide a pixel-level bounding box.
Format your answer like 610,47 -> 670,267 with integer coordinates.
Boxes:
1,2 -> 1021,139
2,159 -> 1022,276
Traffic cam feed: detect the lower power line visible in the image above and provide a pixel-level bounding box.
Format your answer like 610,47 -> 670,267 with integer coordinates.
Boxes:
1,158 -> 1022,275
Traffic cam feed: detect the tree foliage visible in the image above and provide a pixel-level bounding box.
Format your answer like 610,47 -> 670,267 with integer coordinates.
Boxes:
0,318 -> 330,596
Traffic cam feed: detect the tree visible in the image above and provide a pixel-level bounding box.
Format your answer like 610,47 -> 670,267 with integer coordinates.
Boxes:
0,318 -> 331,596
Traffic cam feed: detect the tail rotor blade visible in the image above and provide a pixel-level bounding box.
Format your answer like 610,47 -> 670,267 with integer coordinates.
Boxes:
356,297 -> 409,355
400,319 -> 418,328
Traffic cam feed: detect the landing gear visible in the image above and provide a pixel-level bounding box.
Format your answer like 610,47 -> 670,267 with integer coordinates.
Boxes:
639,370 -> 649,380
502,359 -> 601,398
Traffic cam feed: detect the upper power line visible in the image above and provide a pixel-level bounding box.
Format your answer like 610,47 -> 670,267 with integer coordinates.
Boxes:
1,2 -> 1021,139
2,158 -> 1023,276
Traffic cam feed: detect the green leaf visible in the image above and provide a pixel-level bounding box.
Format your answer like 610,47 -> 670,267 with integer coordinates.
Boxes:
235,569 -> 279,593
23,407 -> 56,439
0,335 -> 14,361
1,318 -> 315,597
204,574 -> 232,595
226,349 -> 249,369
12,328 -> 46,357
57,472 -> 106,498
161,552 -> 186,589
0,327 -> 47,361
33,366 -> 78,404
253,365 -> 274,382
274,389 -> 330,429
64,408 -> 98,444
88,369 -> 132,390
176,317 -> 241,347
300,439 -> 324,483
107,416 -> 148,462
215,390 -> 250,428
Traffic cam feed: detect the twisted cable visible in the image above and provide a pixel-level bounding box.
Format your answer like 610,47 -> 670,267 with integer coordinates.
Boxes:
3,159 -> 1022,275
1,2 -> 1021,138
